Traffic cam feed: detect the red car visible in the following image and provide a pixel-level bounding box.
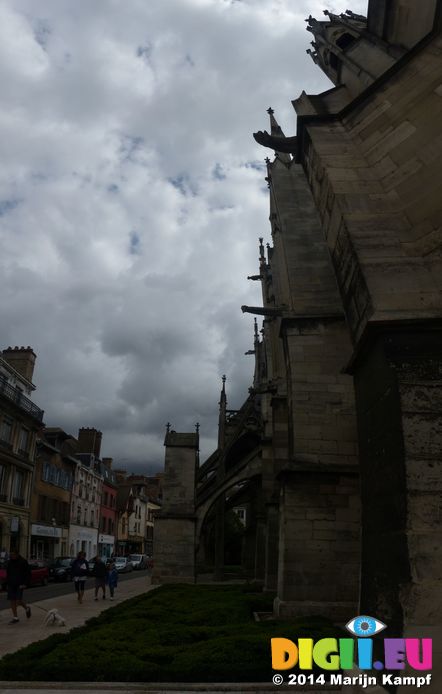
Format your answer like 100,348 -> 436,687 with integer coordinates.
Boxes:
0,559 -> 49,590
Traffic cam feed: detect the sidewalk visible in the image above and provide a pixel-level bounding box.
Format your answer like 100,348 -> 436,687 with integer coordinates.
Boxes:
0,574 -> 154,659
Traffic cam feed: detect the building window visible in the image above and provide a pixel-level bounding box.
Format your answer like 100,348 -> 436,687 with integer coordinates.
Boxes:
18,428 -> 29,455
0,416 -> 13,446
12,468 -> 25,505
0,464 -> 8,501
234,508 -> 246,525
42,462 -> 50,483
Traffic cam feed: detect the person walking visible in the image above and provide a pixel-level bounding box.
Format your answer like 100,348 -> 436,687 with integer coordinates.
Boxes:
92,556 -> 107,600
106,561 -> 118,600
71,551 -> 89,604
5,549 -> 32,624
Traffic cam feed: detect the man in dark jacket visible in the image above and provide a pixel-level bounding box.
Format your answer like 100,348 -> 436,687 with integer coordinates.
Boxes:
92,556 -> 107,600
6,549 -> 31,624
71,551 -> 89,604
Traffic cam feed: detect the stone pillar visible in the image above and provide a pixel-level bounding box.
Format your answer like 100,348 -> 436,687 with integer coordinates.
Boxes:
351,328 -> 442,636
152,431 -> 198,584
264,503 -> 279,591
254,516 -> 266,581
242,530 -> 257,579
274,466 -> 360,621
213,497 -> 225,581
242,504 -> 257,579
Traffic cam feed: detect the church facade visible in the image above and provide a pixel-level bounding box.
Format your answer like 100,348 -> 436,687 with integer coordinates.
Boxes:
154,0 -> 442,673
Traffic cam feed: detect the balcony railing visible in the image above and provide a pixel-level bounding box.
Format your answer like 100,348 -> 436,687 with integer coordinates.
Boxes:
0,378 -> 44,422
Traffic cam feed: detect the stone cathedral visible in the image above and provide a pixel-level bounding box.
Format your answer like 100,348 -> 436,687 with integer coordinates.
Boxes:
154,0 -> 441,671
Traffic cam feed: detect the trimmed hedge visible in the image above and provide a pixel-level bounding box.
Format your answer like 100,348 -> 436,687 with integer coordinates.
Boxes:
0,584 -> 338,682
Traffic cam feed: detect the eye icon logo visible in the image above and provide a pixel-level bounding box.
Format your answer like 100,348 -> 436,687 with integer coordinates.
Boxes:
346,615 -> 387,637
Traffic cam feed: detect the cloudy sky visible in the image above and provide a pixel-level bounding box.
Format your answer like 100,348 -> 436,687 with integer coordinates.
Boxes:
0,0 -> 367,472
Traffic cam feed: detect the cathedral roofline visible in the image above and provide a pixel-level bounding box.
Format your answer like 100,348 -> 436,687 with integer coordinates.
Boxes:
293,7 -> 442,164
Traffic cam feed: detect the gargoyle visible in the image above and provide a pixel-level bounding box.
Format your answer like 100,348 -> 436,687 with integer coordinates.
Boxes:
253,130 -> 297,154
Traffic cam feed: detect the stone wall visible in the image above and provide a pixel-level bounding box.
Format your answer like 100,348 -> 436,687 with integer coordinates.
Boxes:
283,317 -> 358,467
274,468 -> 360,621
352,327 -> 442,692
152,431 -> 198,584
301,33 -> 442,342
152,516 -> 196,584
295,29 -> 442,646
265,149 -> 361,616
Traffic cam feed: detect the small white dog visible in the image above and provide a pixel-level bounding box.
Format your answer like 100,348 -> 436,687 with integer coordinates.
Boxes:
43,608 -> 66,627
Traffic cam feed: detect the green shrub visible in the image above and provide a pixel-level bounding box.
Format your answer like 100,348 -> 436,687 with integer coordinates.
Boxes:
0,585 -> 340,682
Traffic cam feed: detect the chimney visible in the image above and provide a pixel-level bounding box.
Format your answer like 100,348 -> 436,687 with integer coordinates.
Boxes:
114,469 -> 127,482
77,427 -> 102,458
2,346 -> 36,382
102,457 -> 113,469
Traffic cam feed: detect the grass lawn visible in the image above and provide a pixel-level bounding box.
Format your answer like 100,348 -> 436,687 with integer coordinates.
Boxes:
0,584 -> 338,682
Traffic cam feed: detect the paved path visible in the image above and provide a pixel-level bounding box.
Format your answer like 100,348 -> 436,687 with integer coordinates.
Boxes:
0,574 -> 154,659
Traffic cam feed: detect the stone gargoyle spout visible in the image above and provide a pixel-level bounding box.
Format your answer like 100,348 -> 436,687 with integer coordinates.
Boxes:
253,130 -> 298,154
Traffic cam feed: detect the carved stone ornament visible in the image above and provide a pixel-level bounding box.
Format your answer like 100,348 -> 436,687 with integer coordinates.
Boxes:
253,130 -> 297,154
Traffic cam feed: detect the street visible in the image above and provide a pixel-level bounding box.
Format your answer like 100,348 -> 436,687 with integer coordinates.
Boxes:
0,568 -> 151,605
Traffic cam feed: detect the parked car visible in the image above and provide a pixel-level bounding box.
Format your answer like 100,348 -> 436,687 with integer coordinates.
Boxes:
49,557 -> 75,582
114,556 -> 133,573
0,558 -> 49,590
87,556 -> 110,575
28,560 -> 50,586
128,553 -> 148,570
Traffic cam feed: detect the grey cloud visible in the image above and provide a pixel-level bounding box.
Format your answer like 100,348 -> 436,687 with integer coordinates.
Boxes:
0,0 -> 367,470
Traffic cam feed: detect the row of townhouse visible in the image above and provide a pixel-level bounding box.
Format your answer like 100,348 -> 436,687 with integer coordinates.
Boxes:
0,346 -> 162,561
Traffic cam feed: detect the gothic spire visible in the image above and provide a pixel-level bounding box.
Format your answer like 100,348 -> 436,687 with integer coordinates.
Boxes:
254,317 -> 259,344
305,9 -> 367,85
218,375 -> 227,449
266,107 -> 291,164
